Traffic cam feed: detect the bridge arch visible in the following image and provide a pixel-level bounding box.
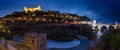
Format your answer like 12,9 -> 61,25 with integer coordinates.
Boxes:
101,25 -> 107,32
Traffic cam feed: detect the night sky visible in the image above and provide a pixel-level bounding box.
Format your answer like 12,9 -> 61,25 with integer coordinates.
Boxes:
0,0 -> 120,23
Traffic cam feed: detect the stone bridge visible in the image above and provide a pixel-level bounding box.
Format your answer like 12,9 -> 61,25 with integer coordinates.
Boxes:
92,20 -> 117,30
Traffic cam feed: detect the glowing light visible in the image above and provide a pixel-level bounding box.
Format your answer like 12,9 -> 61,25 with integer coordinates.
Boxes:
55,20 -> 58,22
32,14 -> 35,16
29,18 -> 32,20
74,17 -> 77,19
65,21 -> 68,23
36,18 -> 39,21
18,17 -> 21,20
42,18 -> 46,21
93,20 -> 96,27
43,15 -> 47,16
65,16 -> 68,18
51,15 -> 54,16
23,18 -> 27,20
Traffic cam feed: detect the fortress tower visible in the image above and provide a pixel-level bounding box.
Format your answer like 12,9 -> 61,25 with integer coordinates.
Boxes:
92,20 -> 97,27
24,32 -> 46,50
24,6 -> 42,13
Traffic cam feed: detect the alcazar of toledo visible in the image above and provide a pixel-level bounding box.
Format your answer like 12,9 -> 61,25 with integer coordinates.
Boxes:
24,6 -> 42,13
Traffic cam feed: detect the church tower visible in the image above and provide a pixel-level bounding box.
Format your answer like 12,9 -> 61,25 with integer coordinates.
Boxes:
24,33 -> 46,50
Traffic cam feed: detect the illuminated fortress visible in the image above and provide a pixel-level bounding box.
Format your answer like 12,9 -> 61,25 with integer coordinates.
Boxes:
24,6 -> 42,13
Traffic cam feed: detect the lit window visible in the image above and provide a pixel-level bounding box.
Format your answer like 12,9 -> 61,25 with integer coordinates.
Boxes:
43,15 -> 47,16
74,17 -> 77,19
36,18 -> 39,21
29,18 -> 32,20
18,17 -> 21,20
51,15 -> 54,16
32,14 -> 35,16
55,20 -> 58,22
65,16 -> 68,18
42,18 -> 46,21
65,21 -> 68,23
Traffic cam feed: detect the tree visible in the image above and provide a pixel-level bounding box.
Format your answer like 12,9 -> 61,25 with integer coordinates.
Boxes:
79,24 -> 93,39
0,31 -> 4,38
50,30 -> 74,42
4,33 -> 13,40
102,25 -> 120,50
108,33 -> 120,50
0,31 -> 13,40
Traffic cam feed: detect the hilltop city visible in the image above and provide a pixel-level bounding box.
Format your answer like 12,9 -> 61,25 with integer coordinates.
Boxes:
0,5 -> 120,50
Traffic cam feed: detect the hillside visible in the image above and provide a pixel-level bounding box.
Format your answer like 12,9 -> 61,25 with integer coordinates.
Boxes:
2,10 -> 90,23
0,10 -> 92,41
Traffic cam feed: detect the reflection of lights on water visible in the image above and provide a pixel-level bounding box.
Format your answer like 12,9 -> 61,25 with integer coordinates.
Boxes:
97,29 -> 107,40
97,31 -> 102,39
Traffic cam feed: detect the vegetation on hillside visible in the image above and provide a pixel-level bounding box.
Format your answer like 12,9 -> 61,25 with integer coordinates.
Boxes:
99,25 -> 120,50
49,24 -> 94,41
0,31 -> 13,40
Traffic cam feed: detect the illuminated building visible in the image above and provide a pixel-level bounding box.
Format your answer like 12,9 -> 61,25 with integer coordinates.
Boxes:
24,6 -> 41,13
117,24 -> 120,29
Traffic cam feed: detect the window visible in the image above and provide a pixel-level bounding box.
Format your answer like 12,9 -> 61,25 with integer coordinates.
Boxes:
36,18 -> 39,21
32,40 -> 34,43
42,18 -> 46,21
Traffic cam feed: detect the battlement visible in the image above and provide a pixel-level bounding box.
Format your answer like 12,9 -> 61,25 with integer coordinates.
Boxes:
24,6 -> 42,13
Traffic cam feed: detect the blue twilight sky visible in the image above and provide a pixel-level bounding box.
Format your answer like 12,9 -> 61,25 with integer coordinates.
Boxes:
0,0 -> 120,23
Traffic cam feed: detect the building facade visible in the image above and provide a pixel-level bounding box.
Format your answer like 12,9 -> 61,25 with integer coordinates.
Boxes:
24,6 -> 42,13
24,33 -> 46,50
